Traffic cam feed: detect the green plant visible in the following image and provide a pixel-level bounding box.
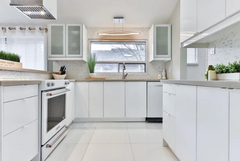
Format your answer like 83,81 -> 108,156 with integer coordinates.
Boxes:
87,54 -> 97,73
205,65 -> 215,80
214,61 -> 240,74
0,51 -> 20,62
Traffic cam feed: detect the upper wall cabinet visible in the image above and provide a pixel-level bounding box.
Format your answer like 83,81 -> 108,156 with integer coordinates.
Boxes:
149,24 -> 171,62
48,24 -> 87,61
180,0 -> 197,43
226,0 -> 240,17
197,0 -> 225,32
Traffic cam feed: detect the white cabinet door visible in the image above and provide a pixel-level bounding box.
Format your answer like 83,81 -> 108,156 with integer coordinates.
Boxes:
149,24 -> 171,62
197,87 -> 229,161
147,82 -> 163,117
48,24 -> 66,58
126,82 -> 146,117
180,0 -> 197,42
104,82 -> 125,118
175,85 -> 196,161
66,82 -> 75,125
75,82 -> 89,118
163,111 -> 176,152
230,90 -> 240,161
226,0 -> 240,17
66,24 -> 83,58
3,120 -> 38,161
197,0 -> 225,32
89,82 -> 104,118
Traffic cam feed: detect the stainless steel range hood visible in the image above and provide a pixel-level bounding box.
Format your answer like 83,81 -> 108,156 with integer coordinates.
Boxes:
10,0 -> 57,20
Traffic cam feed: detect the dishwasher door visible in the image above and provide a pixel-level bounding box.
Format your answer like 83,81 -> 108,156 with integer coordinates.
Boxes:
147,82 -> 163,118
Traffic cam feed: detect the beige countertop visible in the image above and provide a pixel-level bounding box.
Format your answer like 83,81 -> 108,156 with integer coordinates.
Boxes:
0,80 -> 42,86
0,66 -> 57,74
161,80 -> 240,89
76,79 -> 160,82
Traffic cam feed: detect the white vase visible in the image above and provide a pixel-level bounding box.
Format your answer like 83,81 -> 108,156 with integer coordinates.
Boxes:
89,73 -> 96,78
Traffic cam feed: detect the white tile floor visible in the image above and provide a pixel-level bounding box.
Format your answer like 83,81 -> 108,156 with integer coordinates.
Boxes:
46,122 -> 178,161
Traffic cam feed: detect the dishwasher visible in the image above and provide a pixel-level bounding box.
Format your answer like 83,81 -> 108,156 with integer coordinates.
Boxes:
147,82 -> 163,122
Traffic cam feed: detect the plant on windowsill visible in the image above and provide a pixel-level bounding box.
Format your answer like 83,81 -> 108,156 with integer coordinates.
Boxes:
214,61 -> 240,81
87,53 -> 97,78
0,51 -> 22,68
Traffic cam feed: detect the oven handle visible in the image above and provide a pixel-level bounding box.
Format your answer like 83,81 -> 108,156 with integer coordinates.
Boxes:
46,89 -> 70,97
46,126 -> 69,148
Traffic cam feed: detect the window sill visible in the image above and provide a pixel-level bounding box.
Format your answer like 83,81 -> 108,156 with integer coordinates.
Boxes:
187,63 -> 199,66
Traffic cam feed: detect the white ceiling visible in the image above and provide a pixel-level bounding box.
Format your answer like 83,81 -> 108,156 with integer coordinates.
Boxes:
0,0 -> 178,28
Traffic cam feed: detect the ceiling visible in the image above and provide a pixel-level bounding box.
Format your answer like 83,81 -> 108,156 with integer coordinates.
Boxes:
0,0 -> 178,28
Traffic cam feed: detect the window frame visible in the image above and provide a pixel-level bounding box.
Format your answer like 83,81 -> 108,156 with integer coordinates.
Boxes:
90,40 -> 147,73
187,48 -> 199,66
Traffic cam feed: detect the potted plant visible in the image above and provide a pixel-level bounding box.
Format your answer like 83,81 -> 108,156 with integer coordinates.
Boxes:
0,51 -> 22,68
87,54 -> 97,78
215,61 -> 240,80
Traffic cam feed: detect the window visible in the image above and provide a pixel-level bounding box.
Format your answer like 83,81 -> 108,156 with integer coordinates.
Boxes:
187,48 -> 198,65
91,41 -> 146,73
0,29 -> 46,70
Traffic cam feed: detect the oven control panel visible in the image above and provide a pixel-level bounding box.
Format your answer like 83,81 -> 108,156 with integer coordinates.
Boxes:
41,80 -> 71,90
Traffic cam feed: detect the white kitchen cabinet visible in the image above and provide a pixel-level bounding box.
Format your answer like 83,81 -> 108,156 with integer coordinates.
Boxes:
163,111 -> 176,152
226,0 -> 240,17
147,82 -> 163,117
3,120 -> 38,161
126,82 -> 146,118
230,89 -> 240,161
175,85 -> 196,161
149,24 -> 171,62
3,96 -> 38,135
180,0 -> 197,42
48,24 -> 87,60
197,0 -> 226,32
75,82 -> 89,118
89,82 -> 104,118
104,82 -> 125,118
66,82 -> 75,126
197,86 -> 229,161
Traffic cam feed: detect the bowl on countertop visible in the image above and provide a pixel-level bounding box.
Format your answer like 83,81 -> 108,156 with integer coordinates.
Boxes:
52,74 -> 67,80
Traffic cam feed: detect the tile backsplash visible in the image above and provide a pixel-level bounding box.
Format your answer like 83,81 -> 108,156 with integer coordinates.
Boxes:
208,28 -> 240,66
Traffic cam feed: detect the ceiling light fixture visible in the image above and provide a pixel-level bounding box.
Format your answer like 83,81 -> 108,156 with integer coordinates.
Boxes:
97,17 -> 140,36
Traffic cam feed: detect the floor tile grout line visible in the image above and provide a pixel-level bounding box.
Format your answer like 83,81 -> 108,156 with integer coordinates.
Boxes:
126,123 -> 136,161
81,122 -> 98,161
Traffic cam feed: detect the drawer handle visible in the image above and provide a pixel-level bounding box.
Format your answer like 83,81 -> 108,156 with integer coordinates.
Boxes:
46,126 -> 69,148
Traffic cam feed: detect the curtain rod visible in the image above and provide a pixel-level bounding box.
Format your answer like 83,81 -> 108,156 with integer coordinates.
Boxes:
1,27 -> 48,32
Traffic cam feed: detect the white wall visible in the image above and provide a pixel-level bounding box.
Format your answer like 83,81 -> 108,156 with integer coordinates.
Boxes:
187,49 -> 208,80
166,1 -> 180,79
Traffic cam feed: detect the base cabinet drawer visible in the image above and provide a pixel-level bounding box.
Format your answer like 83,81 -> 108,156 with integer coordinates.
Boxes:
163,92 -> 176,117
3,120 -> 38,161
3,96 -> 38,135
163,111 -> 176,152
163,83 -> 175,94
3,84 -> 38,102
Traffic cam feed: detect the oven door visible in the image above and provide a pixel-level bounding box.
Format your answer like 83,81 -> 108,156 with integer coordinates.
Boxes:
41,88 -> 70,144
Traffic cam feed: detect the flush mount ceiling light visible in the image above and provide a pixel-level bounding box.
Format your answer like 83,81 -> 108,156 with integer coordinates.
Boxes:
97,17 -> 140,36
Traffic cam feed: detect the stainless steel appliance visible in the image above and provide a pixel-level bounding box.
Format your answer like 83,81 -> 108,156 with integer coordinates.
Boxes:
40,80 -> 70,160
10,0 -> 57,20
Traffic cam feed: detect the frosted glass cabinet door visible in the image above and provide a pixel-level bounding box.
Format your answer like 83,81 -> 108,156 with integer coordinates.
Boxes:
155,25 -> 171,58
66,24 -> 83,57
48,24 -> 65,57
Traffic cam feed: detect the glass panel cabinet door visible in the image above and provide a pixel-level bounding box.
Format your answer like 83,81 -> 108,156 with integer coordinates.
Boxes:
155,25 -> 171,58
49,24 -> 65,57
66,24 -> 82,57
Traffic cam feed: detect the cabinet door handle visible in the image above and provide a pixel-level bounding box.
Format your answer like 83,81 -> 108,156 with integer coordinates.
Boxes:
155,85 -> 162,87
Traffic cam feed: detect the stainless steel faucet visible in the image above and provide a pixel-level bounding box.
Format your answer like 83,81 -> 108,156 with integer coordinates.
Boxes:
122,62 -> 128,79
